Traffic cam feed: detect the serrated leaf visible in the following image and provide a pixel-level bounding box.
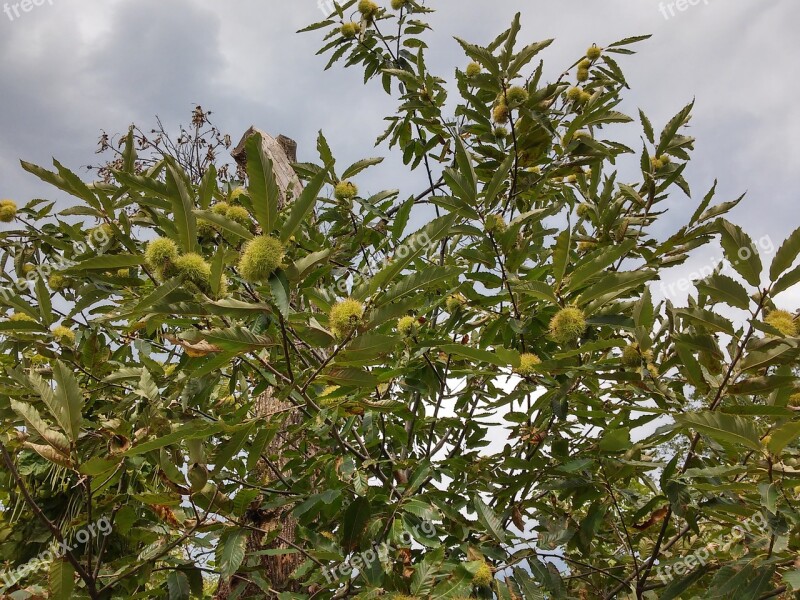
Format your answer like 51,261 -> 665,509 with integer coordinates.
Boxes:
552,229 -> 570,287
126,421 -> 229,456
364,214 -> 456,297
166,570 -> 190,600
62,254 -> 144,273
51,360 -> 84,441
280,167 -> 326,243
165,162 -> 197,253
341,157 -> 384,179
411,547 -> 444,596
772,262 -> 800,295
473,494 -> 506,543
342,497 -> 371,551
335,333 -> 396,365
10,399 -> 70,453
675,307 -> 735,335
770,225 -> 800,280
378,266 -> 462,307
246,132 -> 281,233
193,209 -> 254,241
439,344 -> 511,367
767,421 -> 800,455
119,277 -> 184,317
718,219 -> 762,287
676,412 -> 762,452
49,558 -> 75,600
696,273 -> 750,310
216,528 -> 248,580
657,100 -> 694,155
639,109 -> 655,144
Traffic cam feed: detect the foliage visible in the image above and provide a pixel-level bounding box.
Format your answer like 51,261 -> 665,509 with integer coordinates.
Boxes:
1,1 -> 800,598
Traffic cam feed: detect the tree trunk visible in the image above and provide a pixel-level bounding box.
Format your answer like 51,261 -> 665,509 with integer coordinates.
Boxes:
215,128 -> 305,599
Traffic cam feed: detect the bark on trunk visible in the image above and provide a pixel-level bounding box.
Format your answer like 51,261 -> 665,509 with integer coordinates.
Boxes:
215,128 -> 305,599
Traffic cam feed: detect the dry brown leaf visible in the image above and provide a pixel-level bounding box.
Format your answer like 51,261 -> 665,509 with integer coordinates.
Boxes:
165,335 -> 222,357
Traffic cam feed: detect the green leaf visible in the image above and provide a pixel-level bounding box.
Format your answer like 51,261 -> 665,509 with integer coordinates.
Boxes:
767,421 -> 800,455
199,164 -> 217,210
193,209 -> 254,241
718,219 -> 762,287
10,399 -> 70,454
21,161 -> 98,209
335,334 -> 397,366
112,169 -> 169,199
508,39 -> 553,75
280,167 -> 327,243
521,560 -> 563,597
365,214 -> 456,297
439,344 -> 512,367
49,558 -> 75,600
429,565 -> 473,599
214,422 -> 257,475
342,497 -> 371,551
216,528 -> 248,580
472,494 -> 506,543
599,427 -> 631,453
166,571 -> 191,600
770,225 -> 800,280
322,368 -> 378,388
569,239 -> 636,290
513,567 -> 548,599
773,263 -> 800,295
126,421 -> 228,456
580,270 -> 656,308
287,248 -> 331,281
728,375 -> 796,395
657,100 -> 694,155
514,279 -> 559,305
639,109 -> 655,144
784,570 -> 800,592
483,154 -> 513,207
79,456 -> 122,476
34,276 -> 53,327
201,326 -> 273,353
269,271 -> 290,318
51,360 -> 84,442
676,412 -> 762,452
341,157 -> 384,179
62,254 -> 144,273
760,482 -> 778,514
552,229 -> 570,287
165,162 -> 197,253
378,266 -> 462,306
696,273 -> 750,310
675,307 -> 735,335
246,132 -> 281,233
391,196 -> 414,240
659,563 -> 709,600
123,276 -> 185,317
410,547 -> 443,596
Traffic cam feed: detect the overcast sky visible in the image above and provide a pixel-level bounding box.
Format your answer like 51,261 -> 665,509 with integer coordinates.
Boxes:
1,0 -> 798,309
